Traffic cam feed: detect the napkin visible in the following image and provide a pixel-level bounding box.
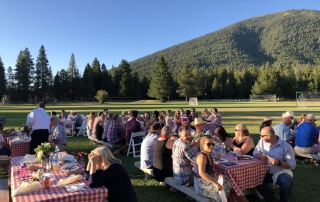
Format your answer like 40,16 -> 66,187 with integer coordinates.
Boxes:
20,154 -> 37,164
11,137 -> 26,143
65,183 -> 86,192
218,175 -> 227,202
12,181 -> 42,197
57,174 -> 83,186
61,155 -> 75,161
66,171 -> 84,177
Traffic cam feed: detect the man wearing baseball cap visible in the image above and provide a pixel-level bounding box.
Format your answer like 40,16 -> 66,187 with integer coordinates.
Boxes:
294,114 -> 319,158
274,112 -> 295,146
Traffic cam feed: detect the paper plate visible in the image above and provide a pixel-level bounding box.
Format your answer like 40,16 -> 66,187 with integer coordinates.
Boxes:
214,158 -> 228,164
60,165 -> 79,171
241,155 -> 253,160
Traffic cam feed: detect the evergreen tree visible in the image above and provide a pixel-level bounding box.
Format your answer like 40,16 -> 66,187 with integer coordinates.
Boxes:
67,53 -> 81,100
47,66 -> 53,97
14,48 -> 34,101
82,63 -> 93,97
251,62 -> 278,95
110,66 -> 122,96
6,66 -> 14,97
176,61 -> 195,101
91,58 -> 102,94
211,77 -> 221,99
137,76 -> 149,99
119,72 -> 132,97
101,63 -> 111,92
0,57 -> 6,98
34,45 -> 49,99
119,59 -> 131,74
53,71 -> 62,100
59,69 -> 69,101
148,55 -> 172,100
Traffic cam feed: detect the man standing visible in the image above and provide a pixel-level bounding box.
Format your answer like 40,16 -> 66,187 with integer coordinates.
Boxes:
69,110 -> 83,134
125,110 -> 142,145
140,123 -> 161,169
274,111 -> 295,146
254,126 -> 296,202
50,115 -> 67,151
27,102 -> 50,154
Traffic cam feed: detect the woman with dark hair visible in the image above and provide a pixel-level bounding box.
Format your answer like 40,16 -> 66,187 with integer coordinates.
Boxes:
151,110 -> 160,124
173,110 -> 181,134
213,126 -> 232,145
186,110 -> 192,122
95,115 -> 105,140
259,116 -> 274,131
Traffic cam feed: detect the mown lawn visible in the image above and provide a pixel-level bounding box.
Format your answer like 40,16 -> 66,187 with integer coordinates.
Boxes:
1,101 -> 320,201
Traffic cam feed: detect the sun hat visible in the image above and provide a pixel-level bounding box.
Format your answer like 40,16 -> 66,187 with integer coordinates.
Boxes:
0,116 -> 7,123
282,111 -> 294,118
191,117 -> 207,126
305,114 -> 317,121
70,110 -> 76,113
262,116 -> 274,123
148,123 -> 162,133
235,124 -> 247,131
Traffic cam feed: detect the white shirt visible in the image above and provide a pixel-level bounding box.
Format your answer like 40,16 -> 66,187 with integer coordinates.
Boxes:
26,108 -> 50,131
140,132 -> 160,169
0,134 -> 5,149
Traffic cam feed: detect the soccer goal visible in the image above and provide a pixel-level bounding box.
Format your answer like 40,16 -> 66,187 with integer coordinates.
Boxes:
296,91 -> 320,108
189,97 -> 198,106
249,95 -> 277,102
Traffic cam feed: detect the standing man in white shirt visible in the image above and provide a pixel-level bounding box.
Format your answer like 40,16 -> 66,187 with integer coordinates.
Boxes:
27,102 -> 50,154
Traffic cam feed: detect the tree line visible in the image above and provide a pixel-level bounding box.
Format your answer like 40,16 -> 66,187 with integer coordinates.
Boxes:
0,45 -> 319,102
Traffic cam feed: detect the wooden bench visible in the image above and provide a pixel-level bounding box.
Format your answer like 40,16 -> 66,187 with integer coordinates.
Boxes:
242,184 -> 279,199
0,179 -> 9,202
294,151 -> 320,160
134,161 -> 154,177
164,177 -> 210,202
0,155 -> 10,173
87,136 -> 121,149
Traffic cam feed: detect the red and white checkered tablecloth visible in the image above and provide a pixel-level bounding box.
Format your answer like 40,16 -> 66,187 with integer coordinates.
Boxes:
8,137 -> 54,157
213,154 -> 268,198
10,155 -> 108,202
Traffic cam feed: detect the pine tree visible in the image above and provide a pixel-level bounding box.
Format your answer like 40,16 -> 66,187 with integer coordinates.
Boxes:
67,53 -> 81,100
110,66 -> 122,96
211,77 -> 221,99
53,71 -> 62,100
14,48 -> 34,101
91,58 -> 101,94
137,76 -> 149,99
119,60 -> 133,97
82,63 -> 93,97
34,45 -> 49,99
251,62 -> 278,95
131,71 -> 139,97
6,66 -> 14,97
101,63 -> 111,92
59,69 -> 69,101
176,61 -> 195,101
148,55 -> 172,100
0,57 -> 6,98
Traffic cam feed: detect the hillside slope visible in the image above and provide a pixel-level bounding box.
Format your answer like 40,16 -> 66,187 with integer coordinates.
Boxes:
129,9 -> 320,77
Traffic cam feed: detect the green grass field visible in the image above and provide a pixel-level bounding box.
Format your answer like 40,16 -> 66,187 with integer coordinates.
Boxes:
1,101 -> 319,202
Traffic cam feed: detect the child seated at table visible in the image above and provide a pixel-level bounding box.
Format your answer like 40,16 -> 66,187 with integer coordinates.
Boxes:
86,147 -> 137,202
0,122 -> 11,156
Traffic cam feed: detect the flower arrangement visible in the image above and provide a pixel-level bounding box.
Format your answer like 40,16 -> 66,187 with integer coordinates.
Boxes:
34,142 -> 55,160
20,124 -> 30,133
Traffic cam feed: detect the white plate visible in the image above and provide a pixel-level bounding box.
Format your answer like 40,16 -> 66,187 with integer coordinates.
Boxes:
241,155 -> 253,159
213,158 -> 228,164
60,165 -> 79,171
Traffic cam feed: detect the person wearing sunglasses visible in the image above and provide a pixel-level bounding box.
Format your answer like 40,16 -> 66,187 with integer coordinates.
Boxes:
86,147 -> 138,202
194,135 -> 234,201
225,124 -> 255,156
254,126 -> 296,202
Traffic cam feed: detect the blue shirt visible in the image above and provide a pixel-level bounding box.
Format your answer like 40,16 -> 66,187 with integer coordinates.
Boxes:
295,122 -> 319,147
253,137 -> 296,174
274,122 -> 291,141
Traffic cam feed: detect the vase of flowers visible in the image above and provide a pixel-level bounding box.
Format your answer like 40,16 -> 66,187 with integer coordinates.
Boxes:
34,142 -> 55,167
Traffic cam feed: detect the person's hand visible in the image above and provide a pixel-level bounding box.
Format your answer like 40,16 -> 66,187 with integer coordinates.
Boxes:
267,156 -> 278,165
89,152 -> 99,164
258,154 -> 268,161
214,182 -> 223,191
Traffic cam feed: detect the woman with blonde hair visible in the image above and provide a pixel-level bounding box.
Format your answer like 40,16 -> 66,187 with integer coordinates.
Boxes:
297,113 -> 307,126
87,147 -> 138,202
225,124 -> 255,156
87,112 -> 96,136
201,108 -> 210,121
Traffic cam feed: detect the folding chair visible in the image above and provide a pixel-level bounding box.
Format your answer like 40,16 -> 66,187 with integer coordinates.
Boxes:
77,120 -> 87,137
64,120 -> 74,137
127,131 -> 146,158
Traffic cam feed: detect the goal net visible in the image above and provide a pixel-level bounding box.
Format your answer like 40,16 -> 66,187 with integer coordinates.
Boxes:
189,97 -> 198,106
296,91 -> 320,108
250,95 -> 277,102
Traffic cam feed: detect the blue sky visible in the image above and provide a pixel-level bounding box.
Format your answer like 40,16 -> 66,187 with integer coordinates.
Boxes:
0,0 -> 319,75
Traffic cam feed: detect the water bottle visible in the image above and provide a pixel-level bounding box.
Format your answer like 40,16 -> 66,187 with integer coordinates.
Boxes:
53,154 -> 59,171
21,164 -> 26,178
221,143 -> 226,154
49,152 -> 54,170
233,150 -> 238,164
55,146 -> 60,156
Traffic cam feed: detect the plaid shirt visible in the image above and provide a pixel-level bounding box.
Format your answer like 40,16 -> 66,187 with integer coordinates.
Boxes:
102,120 -> 111,140
91,117 -> 100,135
50,123 -> 67,145
105,120 -> 124,144
172,138 -> 196,185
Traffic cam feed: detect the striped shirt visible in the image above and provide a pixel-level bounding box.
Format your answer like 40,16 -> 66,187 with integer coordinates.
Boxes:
50,123 -> 67,145
253,137 -> 296,174
172,138 -> 196,185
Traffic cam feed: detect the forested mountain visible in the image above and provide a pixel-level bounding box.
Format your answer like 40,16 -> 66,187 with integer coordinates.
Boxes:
130,9 -> 320,77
